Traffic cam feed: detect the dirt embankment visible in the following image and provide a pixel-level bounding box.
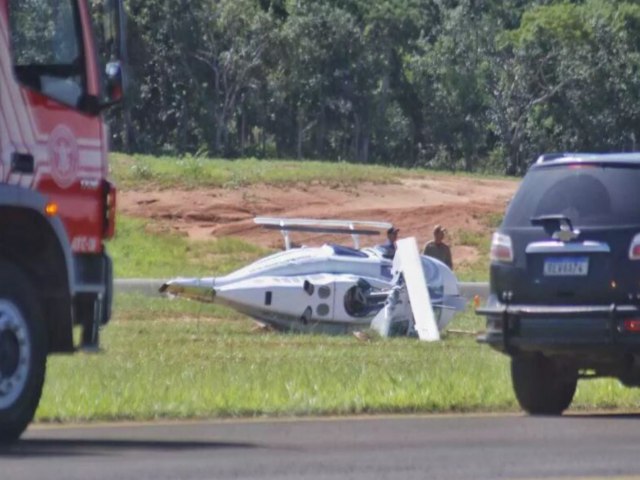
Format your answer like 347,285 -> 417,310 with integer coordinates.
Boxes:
119,176 -> 519,265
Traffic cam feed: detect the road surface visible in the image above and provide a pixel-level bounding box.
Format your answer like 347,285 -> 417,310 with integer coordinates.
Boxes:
2,413 -> 640,479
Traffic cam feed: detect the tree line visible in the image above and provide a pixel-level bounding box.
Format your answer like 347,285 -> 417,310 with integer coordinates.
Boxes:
112,0 -> 640,175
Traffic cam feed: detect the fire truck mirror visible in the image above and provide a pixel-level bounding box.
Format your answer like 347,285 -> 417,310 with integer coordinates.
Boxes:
105,60 -> 123,102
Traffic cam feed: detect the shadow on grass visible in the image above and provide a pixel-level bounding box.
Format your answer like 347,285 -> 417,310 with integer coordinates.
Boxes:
0,438 -> 259,458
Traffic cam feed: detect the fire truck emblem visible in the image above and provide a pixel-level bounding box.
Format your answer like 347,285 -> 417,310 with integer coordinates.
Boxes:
48,125 -> 79,188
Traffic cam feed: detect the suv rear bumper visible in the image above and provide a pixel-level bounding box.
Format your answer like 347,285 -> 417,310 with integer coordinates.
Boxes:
477,302 -> 640,356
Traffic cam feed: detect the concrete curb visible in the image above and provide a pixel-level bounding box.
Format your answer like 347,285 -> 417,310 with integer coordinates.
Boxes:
456,282 -> 489,301
115,279 -> 489,301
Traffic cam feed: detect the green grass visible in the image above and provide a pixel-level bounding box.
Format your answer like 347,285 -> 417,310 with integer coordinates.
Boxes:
36,296 -> 640,423
108,153 -> 516,282
453,230 -> 491,282
111,153 -> 518,190
108,214 -> 494,281
452,212 -> 504,282
111,153 -> 408,190
33,157 -> 634,424
109,216 -> 269,278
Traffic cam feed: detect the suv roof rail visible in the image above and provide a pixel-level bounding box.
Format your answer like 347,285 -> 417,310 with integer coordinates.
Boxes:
535,153 -> 573,163
535,152 -> 640,166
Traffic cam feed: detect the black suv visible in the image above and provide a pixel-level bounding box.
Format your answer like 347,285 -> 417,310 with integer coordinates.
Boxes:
478,152 -> 640,415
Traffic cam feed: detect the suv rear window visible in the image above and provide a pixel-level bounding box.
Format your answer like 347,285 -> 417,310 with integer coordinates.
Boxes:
503,164 -> 640,228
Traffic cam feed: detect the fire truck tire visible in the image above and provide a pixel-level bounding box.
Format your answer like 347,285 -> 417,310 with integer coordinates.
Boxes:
0,260 -> 47,443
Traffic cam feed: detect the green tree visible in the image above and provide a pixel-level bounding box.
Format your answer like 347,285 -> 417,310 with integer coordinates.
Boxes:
491,1 -> 640,173
194,0 -> 275,155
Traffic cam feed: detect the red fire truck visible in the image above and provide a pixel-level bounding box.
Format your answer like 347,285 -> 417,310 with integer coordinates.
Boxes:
0,0 -> 125,441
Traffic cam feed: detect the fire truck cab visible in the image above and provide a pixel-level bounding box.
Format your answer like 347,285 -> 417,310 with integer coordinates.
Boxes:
0,0 -> 125,441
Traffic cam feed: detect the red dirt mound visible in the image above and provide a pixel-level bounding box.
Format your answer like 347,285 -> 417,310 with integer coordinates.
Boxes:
119,176 -> 519,265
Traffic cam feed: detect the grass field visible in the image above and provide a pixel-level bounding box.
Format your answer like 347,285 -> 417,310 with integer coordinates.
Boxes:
112,153 -> 407,190
109,154 -> 511,280
109,215 -> 492,281
110,153 -> 510,190
41,154 -> 632,424
449,212 -> 503,281
109,216 -> 269,278
37,295 -> 640,423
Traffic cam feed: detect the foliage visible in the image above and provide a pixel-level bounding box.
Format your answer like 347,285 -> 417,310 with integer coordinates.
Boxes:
109,0 -> 640,174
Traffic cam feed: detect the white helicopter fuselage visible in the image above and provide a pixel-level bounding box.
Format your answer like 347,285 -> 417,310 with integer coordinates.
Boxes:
162,243 -> 464,335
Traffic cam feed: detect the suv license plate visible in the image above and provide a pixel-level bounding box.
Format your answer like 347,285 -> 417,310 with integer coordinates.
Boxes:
543,257 -> 589,276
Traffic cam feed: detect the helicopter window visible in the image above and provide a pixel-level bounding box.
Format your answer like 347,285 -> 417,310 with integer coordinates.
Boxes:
318,286 -> 332,299
329,244 -> 368,258
379,264 -> 393,279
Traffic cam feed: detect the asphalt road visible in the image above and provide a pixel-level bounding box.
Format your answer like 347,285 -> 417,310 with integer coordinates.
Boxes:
3,413 -> 640,480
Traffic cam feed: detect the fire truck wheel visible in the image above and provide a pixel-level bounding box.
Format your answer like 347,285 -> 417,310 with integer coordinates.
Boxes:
0,260 -> 47,443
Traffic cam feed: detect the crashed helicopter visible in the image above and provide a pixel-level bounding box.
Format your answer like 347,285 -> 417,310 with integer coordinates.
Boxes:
160,218 -> 466,341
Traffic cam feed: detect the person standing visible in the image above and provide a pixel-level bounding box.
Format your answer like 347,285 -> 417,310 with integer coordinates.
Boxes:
381,226 -> 399,259
423,225 -> 453,269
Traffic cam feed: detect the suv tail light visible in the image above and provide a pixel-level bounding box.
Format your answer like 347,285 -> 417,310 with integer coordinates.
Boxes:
629,233 -> 640,260
103,180 -> 117,239
490,232 -> 514,263
623,319 -> 640,333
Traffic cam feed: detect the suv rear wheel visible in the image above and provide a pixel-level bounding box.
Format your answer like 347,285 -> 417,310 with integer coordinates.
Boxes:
511,354 -> 577,415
